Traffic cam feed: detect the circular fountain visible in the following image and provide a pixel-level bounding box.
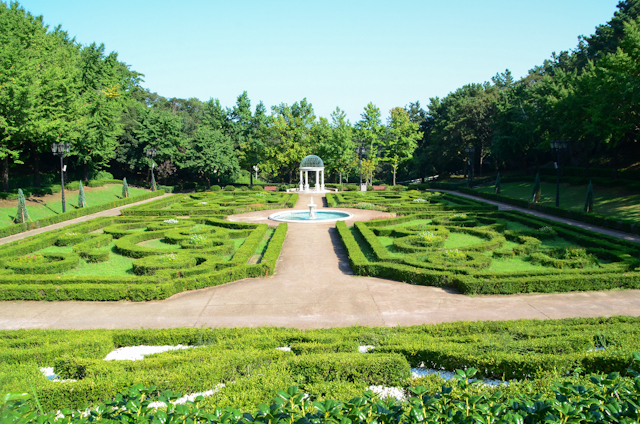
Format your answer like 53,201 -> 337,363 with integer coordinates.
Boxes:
269,197 -> 353,223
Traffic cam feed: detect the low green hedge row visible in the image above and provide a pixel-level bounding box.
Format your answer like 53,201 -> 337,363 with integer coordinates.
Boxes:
260,223 -> 288,273
0,214 -> 287,300
0,189 -> 165,239
338,209 -> 640,295
5,317 -> 640,415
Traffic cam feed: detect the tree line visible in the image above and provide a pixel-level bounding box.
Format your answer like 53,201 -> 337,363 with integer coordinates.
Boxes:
413,0 -> 640,180
2,1 -> 639,193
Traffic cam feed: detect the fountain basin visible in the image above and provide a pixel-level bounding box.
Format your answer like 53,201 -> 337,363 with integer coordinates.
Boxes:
269,209 -> 353,223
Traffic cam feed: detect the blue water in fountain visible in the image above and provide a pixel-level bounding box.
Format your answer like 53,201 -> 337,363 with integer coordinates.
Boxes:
275,211 -> 350,221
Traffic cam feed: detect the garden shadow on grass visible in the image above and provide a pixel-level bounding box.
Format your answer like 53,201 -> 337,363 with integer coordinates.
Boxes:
328,227 -> 353,275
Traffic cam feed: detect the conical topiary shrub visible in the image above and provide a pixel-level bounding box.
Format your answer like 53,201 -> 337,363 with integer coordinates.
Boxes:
122,178 -> 130,198
495,172 -> 501,195
77,181 -> 87,208
150,172 -> 157,191
584,180 -> 594,213
13,189 -> 30,223
532,173 -> 541,203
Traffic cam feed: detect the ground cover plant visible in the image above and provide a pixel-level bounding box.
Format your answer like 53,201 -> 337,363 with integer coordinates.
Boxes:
334,191 -> 640,295
1,317 -> 640,422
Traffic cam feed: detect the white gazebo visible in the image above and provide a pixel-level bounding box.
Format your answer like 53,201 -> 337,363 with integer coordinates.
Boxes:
299,155 -> 325,192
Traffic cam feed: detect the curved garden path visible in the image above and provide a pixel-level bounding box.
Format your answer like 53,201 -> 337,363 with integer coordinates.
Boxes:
0,191 -> 639,330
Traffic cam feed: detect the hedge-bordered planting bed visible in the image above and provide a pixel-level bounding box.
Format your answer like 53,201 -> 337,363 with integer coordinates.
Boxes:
0,190 -> 293,301
2,317 -> 640,417
335,192 -> 640,295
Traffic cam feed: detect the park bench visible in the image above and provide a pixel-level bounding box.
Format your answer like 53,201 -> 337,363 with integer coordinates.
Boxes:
264,186 -> 277,192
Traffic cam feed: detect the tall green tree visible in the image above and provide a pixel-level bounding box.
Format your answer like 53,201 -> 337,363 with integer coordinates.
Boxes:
317,107 -> 355,184
183,126 -> 239,188
384,107 -> 420,185
355,103 -> 384,174
73,43 -> 136,181
263,98 -> 316,183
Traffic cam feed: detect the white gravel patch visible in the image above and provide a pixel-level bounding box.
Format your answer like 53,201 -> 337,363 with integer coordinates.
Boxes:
367,385 -> 405,401
148,384 -> 225,409
104,345 -> 193,361
276,346 -> 291,352
40,367 -> 76,383
411,368 -> 508,387
358,345 -> 375,353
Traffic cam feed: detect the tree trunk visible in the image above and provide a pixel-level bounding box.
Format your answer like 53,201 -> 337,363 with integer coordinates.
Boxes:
2,156 -> 8,192
393,168 -> 396,186
339,172 -> 342,185
206,174 -> 210,189
479,155 -> 484,177
289,169 -> 292,185
34,151 -> 40,187
250,168 -> 253,187
84,163 -> 89,182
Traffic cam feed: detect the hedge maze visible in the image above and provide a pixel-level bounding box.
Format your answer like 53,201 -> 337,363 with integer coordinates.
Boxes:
0,191 -> 293,301
2,317 -> 640,414
335,191 -> 640,295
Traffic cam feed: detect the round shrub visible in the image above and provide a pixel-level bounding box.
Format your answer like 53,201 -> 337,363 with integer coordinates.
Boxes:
5,253 -> 81,274
251,185 -> 264,191
224,185 -> 236,192
55,232 -> 89,246
346,184 -> 359,191
211,185 -> 221,191
132,253 -> 197,275
240,186 -> 249,191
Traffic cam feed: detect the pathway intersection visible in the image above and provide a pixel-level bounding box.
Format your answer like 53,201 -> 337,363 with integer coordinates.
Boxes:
0,191 -> 639,330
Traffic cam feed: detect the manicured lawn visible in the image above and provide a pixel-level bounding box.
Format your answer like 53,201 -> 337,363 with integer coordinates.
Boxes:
0,184 -> 149,228
476,181 -> 640,221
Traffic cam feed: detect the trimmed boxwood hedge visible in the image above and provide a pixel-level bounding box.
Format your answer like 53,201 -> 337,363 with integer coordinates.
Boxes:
0,213 -> 288,300
337,202 -> 640,295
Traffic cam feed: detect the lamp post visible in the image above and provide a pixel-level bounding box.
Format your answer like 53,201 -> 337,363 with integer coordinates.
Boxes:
145,148 -> 157,190
253,165 -> 259,181
550,139 -> 567,207
356,145 -> 366,190
465,145 -> 475,188
51,142 -> 70,213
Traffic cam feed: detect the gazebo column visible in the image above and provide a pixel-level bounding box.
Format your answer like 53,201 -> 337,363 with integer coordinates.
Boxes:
299,169 -> 303,191
321,169 -> 325,190
304,170 -> 309,191
315,170 -> 319,191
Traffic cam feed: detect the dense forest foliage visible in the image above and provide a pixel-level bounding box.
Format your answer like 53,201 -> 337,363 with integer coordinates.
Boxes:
1,1 -> 639,191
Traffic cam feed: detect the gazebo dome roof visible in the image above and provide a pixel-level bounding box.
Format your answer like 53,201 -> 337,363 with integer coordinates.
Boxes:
300,155 -> 324,168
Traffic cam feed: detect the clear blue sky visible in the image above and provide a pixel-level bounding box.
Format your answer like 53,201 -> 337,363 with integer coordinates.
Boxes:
17,0 -> 621,123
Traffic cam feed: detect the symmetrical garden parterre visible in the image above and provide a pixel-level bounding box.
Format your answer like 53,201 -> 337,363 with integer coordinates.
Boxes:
332,191 -> 640,295
0,190 -> 294,301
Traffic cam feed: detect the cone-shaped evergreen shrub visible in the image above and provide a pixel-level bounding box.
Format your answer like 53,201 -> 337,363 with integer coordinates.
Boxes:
584,180 -> 594,213
77,181 -> 87,208
122,178 -> 130,198
532,173 -> 541,203
494,172 -> 501,195
13,189 -> 30,223
150,172 -> 157,191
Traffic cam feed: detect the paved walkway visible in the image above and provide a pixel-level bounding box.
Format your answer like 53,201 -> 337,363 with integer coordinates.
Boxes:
0,193 -> 174,246
1,191 -> 639,330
